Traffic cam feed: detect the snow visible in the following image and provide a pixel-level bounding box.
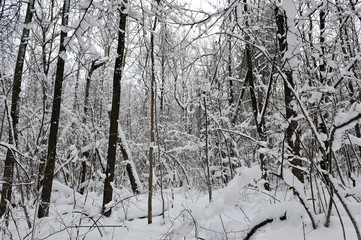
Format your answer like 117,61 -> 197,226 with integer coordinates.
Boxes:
0,141 -> 16,152
3,168 -> 361,240
346,134 -> 361,147
282,0 -> 300,70
78,0 -> 91,9
118,124 -> 142,192
116,195 -> 165,221
253,219 -> 358,240
332,103 -> 361,151
168,144 -> 199,153
107,104 -> 112,112
250,201 -> 306,227
195,165 -> 262,221
59,50 -> 68,61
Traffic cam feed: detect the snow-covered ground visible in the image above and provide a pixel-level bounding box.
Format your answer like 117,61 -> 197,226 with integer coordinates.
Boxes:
2,169 -> 361,240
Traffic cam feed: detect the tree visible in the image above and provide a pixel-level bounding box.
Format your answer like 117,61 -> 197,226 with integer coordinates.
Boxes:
275,2 -> 303,183
102,0 -> 129,217
148,0 -> 160,225
0,0 -> 35,218
38,0 -> 70,218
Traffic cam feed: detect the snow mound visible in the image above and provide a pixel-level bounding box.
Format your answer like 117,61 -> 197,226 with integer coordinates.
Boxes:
194,165 -> 262,221
51,180 -> 82,204
346,186 -> 361,198
117,196 -> 166,221
250,201 -> 306,226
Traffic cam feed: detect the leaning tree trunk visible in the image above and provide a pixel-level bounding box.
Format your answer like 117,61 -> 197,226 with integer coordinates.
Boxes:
0,0 -> 35,218
102,1 -> 128,217
37,0 -> 70,218
118,125 -> 141,194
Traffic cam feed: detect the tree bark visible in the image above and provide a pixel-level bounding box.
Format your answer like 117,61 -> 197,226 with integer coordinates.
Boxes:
203,95 -> 212,202
227,0 -> 234,107
317,8 -> 331,185
37,0 -> 70,218
275,5 -> 304,183
0,0 -> 35,218
148,0 -> 160,224
102,1 -> 128,217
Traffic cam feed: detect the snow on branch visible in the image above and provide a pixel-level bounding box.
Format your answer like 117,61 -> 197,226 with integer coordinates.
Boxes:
330,103 -> 361,152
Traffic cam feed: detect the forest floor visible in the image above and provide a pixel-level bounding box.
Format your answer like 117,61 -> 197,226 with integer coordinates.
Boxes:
2,173 -> 361,240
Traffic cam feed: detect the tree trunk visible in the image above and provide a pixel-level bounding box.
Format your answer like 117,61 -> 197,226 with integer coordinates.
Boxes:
227,0 -> 234,107
160,26 -> 166,114
317,8 -> 330,184
203,95 -> 212,202
275,5 -> 304,183
37,0 -> 70,218
148,0 -> 160,224
102,1 -> 127,217
0,0 -> 35,218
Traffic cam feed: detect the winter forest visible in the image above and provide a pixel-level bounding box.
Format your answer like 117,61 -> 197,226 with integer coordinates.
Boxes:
1,0 -> 361,239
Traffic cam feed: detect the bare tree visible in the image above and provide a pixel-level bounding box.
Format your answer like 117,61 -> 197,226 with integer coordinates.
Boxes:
148,0 -> 160,224
275,3 -> 303,183
102,0 -> 128,217
0,0 -> 35,218
38,0 -> 70,218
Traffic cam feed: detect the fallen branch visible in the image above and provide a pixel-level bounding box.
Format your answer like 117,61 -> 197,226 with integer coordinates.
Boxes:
244,213 -> 286,240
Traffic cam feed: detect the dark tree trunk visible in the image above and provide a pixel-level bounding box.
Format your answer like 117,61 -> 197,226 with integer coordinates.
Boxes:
79,157 -> 87,195
284,71 -> 303,183
0,0 -> 35,218
160,29 -> 166,114
37,0 -> 70,218
275,6 -> 304,183
203,95 -> 212,202
319,9 -> 326,84
318,8 -> 330,183
148,18 -> 156,226
36,12 -> 54,192
227,0 -> 234,107
83,61 -> 105,118
148,0 -> 160,224
102,1 -> 128,217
